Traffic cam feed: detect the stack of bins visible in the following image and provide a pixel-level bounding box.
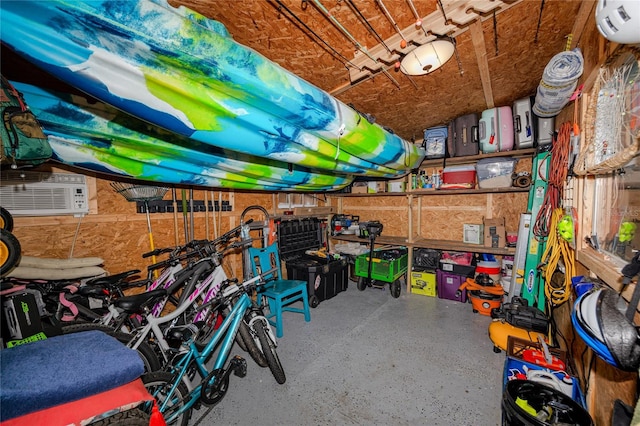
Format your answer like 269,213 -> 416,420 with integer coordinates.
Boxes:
436,251 -> 476,303
410,248 -> 439,296
276,218 -> 348,308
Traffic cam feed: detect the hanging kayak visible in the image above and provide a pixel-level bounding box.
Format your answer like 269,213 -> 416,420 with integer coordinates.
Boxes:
14,82 -> 353,192
1,0 -> 424,177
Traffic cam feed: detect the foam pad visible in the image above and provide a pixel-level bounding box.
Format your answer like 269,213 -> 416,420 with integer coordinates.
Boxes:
17,256 -> 104,269
0,330 -> 144,421
7,265 -> 106,280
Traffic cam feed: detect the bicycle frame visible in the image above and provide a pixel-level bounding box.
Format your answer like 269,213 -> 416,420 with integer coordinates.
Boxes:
128,263 -> 227,361
93,262 -> 182,331
159,291 -> 251,422
148,262 -> 183,317
148,272 -> 273,423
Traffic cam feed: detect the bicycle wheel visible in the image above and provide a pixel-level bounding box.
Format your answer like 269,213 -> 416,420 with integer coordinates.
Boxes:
61,323 -> 161,373
141,371 -> 190,426
253,320 -> 286,384
88,408 -> 150,425
238,319 -> 267,367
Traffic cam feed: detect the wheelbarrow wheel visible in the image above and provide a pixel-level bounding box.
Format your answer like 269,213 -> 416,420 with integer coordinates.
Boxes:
356,277 -> 367,291
0,207 -> 14,232
390,279 -> 401,298
0,229 -> 21,277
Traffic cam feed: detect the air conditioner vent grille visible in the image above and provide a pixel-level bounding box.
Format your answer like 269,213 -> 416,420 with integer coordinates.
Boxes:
0,172 -> 89,216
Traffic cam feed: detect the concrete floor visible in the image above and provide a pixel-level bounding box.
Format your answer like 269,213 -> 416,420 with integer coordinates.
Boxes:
188,283 -> 506,426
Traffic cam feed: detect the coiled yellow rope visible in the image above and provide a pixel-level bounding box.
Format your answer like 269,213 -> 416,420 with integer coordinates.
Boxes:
541,208 -> 576,307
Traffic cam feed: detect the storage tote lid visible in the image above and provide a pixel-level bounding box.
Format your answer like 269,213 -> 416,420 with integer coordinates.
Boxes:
443,165 -> 476,173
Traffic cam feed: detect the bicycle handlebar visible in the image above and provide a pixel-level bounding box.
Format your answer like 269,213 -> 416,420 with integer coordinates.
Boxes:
221,267 -> 278,298
195,266 -> 278,313
145,219 -> 254,273
211,219 -> 253,246
142,247 -> 174,259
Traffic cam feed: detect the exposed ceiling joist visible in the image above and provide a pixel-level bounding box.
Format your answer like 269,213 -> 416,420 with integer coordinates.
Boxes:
469,19 -> 494,109
571,0 -> 597,49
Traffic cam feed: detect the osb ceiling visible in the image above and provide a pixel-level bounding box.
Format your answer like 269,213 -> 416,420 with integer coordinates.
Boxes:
1,1 -> 594,145
169,0 -> 591,142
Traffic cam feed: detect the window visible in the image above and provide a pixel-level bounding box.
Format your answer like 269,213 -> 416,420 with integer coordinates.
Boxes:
590,159 -> 640,263
577,46 -> 640,266
276,193 -> 318,209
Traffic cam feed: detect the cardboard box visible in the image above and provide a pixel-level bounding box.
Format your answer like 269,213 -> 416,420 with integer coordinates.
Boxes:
367,181 -> 386,193
410,270 -> 436,296
351,182 -> 368,193
387,177 -> 406,193
484,217 -> 506,248
463,224 -> 483,245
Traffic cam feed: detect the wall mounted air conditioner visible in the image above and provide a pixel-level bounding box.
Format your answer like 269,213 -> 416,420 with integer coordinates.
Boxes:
0,171 -> 89,216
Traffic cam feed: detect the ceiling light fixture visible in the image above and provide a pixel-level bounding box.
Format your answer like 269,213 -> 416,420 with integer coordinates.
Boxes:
400,39 -> 455,75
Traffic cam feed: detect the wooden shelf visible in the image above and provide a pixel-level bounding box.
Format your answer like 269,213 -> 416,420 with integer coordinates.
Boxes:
333,186 -> 529,197
331,234 -> 516,255
418,148 -> 536,168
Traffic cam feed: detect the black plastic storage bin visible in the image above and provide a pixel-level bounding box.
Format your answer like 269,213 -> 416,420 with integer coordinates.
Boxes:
285,257 -> 348,308
277,218 -> 349,308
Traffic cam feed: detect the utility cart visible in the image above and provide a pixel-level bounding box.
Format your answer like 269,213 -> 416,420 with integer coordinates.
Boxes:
354,221 -> 408,298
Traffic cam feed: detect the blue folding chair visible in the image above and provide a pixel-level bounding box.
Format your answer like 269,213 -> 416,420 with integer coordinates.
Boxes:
248,242 -> 311,338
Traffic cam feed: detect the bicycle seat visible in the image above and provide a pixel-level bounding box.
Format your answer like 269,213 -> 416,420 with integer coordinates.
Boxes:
77,284 -> 108,298
113,289 -> 167,313
86,269 -> 141,287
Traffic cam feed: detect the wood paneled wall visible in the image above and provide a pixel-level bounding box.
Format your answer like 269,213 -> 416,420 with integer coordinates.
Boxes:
11,169 -> 275,280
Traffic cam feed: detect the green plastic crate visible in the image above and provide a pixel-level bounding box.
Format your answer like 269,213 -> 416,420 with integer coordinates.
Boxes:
355,248 -> 408,282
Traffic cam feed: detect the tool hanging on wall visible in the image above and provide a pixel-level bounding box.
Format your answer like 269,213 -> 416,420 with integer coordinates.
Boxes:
111,182 -> 168,267
274,0 -> 361,71
533,122 -> 572,238
311,0 -> 400,88
210,190 -> 218,240
540,208 -> 576,308
171,187 -> 179,245
204,191 -> 210,240
180,188 -> 189,242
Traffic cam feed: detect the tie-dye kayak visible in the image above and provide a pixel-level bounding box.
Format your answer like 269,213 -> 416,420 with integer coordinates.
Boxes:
14,82 -> 354,192
1,0 -> 424,180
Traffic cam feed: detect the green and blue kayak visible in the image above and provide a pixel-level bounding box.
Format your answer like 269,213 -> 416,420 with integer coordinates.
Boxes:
1,0 -> 424,183
14,82 -> 353,191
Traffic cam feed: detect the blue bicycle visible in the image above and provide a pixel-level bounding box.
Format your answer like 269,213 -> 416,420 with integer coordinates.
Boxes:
141,267 -> 284,425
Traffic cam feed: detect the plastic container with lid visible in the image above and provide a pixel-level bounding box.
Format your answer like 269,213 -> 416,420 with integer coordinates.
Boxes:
476,157 -> 518,189
441,165 -> 476,189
